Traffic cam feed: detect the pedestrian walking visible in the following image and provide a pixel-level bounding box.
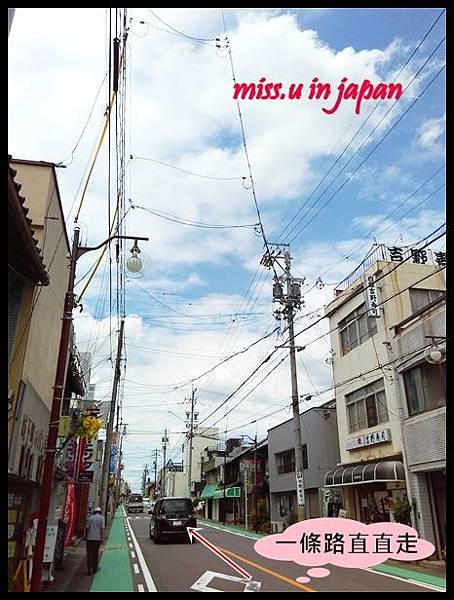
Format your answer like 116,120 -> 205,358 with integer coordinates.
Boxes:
85,507 -> 105,575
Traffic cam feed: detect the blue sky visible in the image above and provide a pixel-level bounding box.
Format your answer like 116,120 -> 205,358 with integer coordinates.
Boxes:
9,8 -> 445,490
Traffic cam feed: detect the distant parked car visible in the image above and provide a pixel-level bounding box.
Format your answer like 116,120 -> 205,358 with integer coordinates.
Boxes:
143,498 -> 151,510
149,497 -> 196,543
127,493 -> 144,513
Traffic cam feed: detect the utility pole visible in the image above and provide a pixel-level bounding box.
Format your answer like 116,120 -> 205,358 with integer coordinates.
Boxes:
185,387 -> 197,498
161,430 -> 168,497
222,437 -> 228,526
31,229 -> 148,592
152,449 -> 159,492
254,433 -> 258,533
261,243 -> 306,521
100,318 -> 125,522
142,464 -> 149,496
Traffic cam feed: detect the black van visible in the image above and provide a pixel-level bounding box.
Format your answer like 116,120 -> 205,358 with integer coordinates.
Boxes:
149,497 -> 196,543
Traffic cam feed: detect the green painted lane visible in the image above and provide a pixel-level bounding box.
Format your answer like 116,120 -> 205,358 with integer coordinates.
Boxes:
370,563 -> 446,590
90,507 -> 134,592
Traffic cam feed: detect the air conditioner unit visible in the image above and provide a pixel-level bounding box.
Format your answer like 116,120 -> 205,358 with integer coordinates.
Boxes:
271,521 -> 284,534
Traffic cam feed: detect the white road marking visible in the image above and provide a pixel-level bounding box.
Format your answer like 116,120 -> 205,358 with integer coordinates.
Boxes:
200,520 -> 444,593
131,551 -> 136,559
137,584 -> 145,592
126,517 -> 158,592
191,570 -> 261,593
129,543 -> 133,548
133,564 -> 140,574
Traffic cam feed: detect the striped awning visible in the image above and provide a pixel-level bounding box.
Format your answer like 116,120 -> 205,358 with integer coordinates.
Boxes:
200,483 -> 219,499
324,460 -> 405,487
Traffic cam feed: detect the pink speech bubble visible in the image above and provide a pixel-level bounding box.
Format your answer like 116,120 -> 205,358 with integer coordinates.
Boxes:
254,518 -> 435,569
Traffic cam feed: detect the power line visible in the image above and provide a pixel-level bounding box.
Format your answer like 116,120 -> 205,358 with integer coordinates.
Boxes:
277,9 -> 445,241
130,203 -> 259,230
195,230 -> 445,431
285,52 -> 446,244
146,9 -> 216,42
221,11 -> 279,283
131,155 -> 246,181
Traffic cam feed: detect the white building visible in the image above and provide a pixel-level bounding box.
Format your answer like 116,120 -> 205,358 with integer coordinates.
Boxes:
183,427 -> 219,497
323,245 -> 445,540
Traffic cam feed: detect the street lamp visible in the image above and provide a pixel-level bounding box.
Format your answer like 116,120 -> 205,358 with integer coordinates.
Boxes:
30,227 -> 148,592
424,337 -> 446,364
126,240 -> 143,273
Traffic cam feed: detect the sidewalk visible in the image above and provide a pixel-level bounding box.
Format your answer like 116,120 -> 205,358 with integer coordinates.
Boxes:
199,518 -> 446,590
43,507 -> 134,593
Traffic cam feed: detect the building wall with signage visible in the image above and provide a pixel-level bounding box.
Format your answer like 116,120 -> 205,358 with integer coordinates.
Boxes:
324,260 -> 445,467
10,160 -> 71,415
267,406 -> 340,523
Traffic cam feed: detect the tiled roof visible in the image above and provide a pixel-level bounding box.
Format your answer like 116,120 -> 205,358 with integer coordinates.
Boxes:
8,157 -> 49,285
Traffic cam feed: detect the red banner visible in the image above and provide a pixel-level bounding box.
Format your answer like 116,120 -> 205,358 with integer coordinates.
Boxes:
63,479 -> 76,546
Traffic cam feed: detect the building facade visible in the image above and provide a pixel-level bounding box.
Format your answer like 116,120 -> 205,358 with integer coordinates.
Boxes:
323,248 -> 445,539
268,403 -> 340,527
8,159 -> 85,587
392,296 -> 446,557
183,426 -> 219,498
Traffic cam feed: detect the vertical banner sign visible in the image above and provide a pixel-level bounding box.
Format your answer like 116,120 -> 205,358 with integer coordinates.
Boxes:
64,438 -> 78,476
43,525 -> 58,563
296,472 -> 305,507
78,439 -> 94,483
364,274 -> 380,317
110,445 -> 118,475
63,479 -> 76,546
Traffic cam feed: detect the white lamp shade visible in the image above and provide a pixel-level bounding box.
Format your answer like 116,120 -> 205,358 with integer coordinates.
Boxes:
126,254 -> 143,273
424,344 -> 446,364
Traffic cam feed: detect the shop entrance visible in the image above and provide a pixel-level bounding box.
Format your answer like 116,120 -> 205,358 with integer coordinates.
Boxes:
356,483 -> 391,524
428,470 -> 446,554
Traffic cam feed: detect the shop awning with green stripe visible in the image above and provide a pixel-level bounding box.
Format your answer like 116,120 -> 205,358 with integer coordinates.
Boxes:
212,487 -> 240,499
200,483 -> 219,499
200,484 -> 241,499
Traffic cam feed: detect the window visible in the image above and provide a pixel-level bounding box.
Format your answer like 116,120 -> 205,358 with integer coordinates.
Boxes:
339,304 -> 378,355
302,445 -> 308,470
277,450 -> 295,474
409,288 -> 444,314
403,362 -> 446,416
346,379 -> 389,433
278,494 -> 295,517
277,446 -> 307,474
160,499 -> 192,514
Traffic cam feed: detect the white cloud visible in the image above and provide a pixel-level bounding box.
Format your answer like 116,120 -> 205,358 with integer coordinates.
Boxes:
9,8 -> 445,490
416,115 -> 445,154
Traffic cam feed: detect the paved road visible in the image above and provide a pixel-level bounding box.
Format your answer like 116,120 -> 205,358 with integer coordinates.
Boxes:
125,515 -> 443,593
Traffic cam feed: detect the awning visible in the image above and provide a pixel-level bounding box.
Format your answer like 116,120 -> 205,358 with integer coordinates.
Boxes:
212,486 -> 240,499
324,460 -> 405,487
200,483 -> 219,499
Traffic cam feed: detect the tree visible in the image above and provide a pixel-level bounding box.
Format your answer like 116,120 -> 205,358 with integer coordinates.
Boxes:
392,497 -> 412,526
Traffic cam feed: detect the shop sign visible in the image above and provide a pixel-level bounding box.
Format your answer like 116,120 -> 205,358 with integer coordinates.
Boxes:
346,428 -> 391,451
296,472 -> 305,507
77,438 -> 95,482
43,525 -> 58,563
364,274 -> 380,317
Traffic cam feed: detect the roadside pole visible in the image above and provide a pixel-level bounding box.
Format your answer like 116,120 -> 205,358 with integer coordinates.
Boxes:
99,319 -> 125,523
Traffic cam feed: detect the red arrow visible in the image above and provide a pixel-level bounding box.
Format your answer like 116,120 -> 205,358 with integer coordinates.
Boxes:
187,527 -> 252,581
